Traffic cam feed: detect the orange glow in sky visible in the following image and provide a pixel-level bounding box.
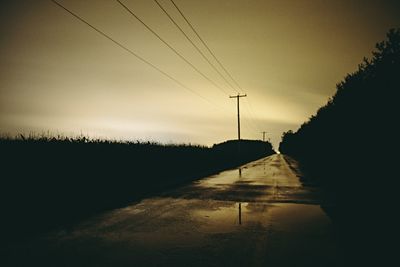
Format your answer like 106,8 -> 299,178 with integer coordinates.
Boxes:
1,0 -> 399,148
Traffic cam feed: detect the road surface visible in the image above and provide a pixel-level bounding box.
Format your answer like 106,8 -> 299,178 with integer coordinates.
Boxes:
7,154 -> 338,266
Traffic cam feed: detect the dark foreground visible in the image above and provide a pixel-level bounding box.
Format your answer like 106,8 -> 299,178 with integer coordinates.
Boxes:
5,155 -> 339,267
1,138 -> 273,240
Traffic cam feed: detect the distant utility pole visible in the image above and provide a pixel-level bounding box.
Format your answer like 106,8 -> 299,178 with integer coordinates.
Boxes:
229,93 -> 247,140
261,131 -> 267,142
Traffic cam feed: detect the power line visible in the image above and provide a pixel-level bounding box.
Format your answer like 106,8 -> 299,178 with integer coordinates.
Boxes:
153,0 -> 234,95
243,117 -> 261,137
169,0 -> 244,92
238,101 -> 259,134
241,117 -> 259,138
243,98 -> 263,132
243,98 -> 262,131
169,0 -> 264,136
169,0 -> 259,137
116,0 -> 229,97
51,0 -> 223,109
244,116 -> 261,134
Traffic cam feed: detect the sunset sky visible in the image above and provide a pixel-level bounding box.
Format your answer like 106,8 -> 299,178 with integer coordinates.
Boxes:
1,0 -> 399,148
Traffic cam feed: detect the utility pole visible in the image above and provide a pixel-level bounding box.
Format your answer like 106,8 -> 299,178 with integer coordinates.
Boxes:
229,93 -> 247,140
261,131 -> 267,142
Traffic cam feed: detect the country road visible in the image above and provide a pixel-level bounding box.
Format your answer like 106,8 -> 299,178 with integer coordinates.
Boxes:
6,154 -> 338,267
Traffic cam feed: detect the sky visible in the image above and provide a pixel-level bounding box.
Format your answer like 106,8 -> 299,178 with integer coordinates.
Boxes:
1,0 -> 399,148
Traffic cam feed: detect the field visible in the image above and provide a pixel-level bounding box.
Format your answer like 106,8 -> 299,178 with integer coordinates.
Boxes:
1,135 -> 274,240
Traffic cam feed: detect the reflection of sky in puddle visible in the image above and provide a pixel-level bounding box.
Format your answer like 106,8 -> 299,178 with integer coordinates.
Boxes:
195,156 -> 301,192
57,155 -> 317,248
54,156 -> 320,250
192,202 -> 242,233
56,198 -> 329,249
195,158 -> 272,188
60,199 -> 275,242
196,169 -> 241,188
191,202 -> 272,234
27,155 -> 334,267
47,196 -> 333,267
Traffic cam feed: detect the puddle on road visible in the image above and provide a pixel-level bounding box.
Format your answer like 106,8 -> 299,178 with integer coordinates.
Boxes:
195,155 -> 302,192
53,198 -> 328,244
192,202 -> 272,233
38,198 -> 335,267
195,157 -> 273,188
14,155 -> 335,266
53,154 -> 321,246
196,168 -> 242,188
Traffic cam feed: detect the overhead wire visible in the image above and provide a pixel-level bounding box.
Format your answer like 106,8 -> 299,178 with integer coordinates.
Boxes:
51,0 -> 229,113
153,0 -> 235,95
245,100 -> 261,130
167,0 -> 259,133
169,0 -> 244,92
241,117 -> 257,139
243,98 -> 263,132
242,114 -> 261,137
243,97 -> 272,141
116,0 -> 230,98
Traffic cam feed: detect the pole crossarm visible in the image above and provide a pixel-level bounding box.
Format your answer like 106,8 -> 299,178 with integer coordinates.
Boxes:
229,94 -> 247,99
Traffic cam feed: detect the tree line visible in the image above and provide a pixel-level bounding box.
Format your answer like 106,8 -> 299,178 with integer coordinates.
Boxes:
279,28 -> 399,197
278,29 -> 399,264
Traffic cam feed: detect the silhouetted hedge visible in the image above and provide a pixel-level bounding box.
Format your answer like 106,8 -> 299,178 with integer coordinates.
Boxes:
1,135 -> 274,239
278,29 -> 399,264
279,28 -> 399,199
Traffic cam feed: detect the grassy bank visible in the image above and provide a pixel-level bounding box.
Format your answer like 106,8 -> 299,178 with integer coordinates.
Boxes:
1,135 -> 274,240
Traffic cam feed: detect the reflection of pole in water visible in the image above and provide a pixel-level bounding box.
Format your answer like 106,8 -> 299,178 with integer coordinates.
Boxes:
263,161 -> 266,174
238,203 -> 242,225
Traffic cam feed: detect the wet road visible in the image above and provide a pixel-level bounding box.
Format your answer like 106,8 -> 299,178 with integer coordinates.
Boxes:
8,154 -> 338,266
